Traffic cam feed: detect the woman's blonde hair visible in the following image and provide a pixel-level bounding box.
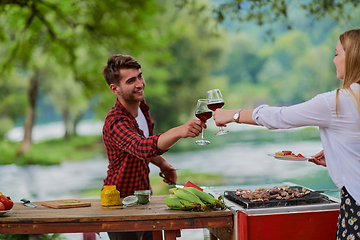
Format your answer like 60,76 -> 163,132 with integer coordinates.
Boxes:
336,28 -> 360,114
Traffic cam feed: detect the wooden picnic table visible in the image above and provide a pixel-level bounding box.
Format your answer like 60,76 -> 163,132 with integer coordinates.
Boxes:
0,196 -> 234,240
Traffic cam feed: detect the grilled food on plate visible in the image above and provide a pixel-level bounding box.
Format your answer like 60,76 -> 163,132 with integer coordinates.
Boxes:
275,150 -> 305,158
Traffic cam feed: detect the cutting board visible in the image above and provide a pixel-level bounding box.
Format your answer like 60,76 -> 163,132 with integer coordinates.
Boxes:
41,199 -> 92,209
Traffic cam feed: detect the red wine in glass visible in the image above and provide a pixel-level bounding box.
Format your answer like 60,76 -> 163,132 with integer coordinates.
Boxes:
195,111 -> 212,122
207,102 -> 224,111
206,89 -> 229,135
195,99 -> 211,145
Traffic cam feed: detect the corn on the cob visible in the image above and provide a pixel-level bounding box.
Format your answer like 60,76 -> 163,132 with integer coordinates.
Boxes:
184,187 -> 217,205
169,188 -> 205,206
185,187 -> 227,210
164,197 -> 201,210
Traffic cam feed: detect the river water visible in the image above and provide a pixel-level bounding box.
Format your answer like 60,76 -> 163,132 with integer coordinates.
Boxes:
0,139 -> 335,202
1,123 -> 339,239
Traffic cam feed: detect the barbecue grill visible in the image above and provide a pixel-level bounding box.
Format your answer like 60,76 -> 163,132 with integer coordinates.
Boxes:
206,182 -> 340,240
224,185 -> 337,209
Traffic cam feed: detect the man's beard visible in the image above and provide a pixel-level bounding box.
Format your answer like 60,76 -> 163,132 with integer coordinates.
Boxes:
120,90 -> 144,102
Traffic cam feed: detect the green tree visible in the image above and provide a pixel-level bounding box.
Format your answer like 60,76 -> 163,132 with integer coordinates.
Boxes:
213,33 -> 266,85
139,0 -> 227,132
0,68 -> 27,139
178,0 -> 359,34
90,0 -> 227,133
41,59 -> 89,140
257,30 -> 339,105
214,26 -> 344,109
0,0 -> 161,154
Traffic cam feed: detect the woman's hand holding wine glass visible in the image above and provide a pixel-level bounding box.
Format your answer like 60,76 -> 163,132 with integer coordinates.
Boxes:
207,89 -> 230,135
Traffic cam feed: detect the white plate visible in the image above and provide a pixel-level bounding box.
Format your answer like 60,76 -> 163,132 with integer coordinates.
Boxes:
268,154 -> 310,161
0,209 -> 12,216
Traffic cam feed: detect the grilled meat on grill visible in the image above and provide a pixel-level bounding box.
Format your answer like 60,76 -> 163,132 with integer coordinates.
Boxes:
235,186 -> 311,202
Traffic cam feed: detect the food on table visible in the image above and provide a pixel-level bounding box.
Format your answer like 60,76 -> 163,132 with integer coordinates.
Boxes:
185,187 -> 221,207
184,180 -> 203,191
101,185 -> 120,206
170,187 -> 206,206
235,185 -> 311,202
164,187 -> 227,212
0,191 -> 14,210
275,150 -> 305,158
164,196 -> 200,211
134,190 -> 150,205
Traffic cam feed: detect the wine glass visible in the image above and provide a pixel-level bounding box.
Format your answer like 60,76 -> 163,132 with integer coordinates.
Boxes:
195,99 -> 211,145
207,89 -> 230,135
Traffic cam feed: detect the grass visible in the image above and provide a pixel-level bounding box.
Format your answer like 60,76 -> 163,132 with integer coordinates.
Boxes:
0,127 -> 320,165
0,135 -> 105,166
170,127 -> 321,152
0,134 -> 228,200
79,169 -> 226,197
0,126 -> 321,197
0,134 -> 229,197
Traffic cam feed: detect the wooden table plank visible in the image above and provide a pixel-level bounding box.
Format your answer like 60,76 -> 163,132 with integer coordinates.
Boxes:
152,230 -> 163,240
0,216 -> 233,234
164,230 -> 179,240
0,196 -> 233,236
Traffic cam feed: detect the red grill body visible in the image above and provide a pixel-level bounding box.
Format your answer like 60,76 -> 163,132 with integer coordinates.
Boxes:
236,209 -> 338,240
208,183 -> 340,240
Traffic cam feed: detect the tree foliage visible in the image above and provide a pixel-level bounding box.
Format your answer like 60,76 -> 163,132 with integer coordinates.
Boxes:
214,28 -> 343,109
206,0 -> 360,109
0,0 -> 226,148
177,0 -> 359,34
140,0 -> 226,132
1,0 -> 360,155
0,0 -> 162,153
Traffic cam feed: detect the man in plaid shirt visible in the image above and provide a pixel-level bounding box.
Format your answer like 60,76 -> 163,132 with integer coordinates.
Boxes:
101,54 -> 205,240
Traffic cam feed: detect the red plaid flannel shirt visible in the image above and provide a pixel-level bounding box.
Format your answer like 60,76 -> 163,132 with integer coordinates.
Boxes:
102,99 -> 167,197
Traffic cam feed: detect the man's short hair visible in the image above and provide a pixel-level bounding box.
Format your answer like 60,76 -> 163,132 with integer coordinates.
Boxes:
102,54 -> 141,85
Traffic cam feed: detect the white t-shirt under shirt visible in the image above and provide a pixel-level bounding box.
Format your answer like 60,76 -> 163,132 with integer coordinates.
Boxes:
253,83 -> 360,203
136,107 -> 149,138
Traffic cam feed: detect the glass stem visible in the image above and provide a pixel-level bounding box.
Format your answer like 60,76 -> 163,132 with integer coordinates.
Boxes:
201,128 -> 205,140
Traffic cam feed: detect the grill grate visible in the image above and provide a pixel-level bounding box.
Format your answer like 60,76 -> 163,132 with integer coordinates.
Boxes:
224,186 -> 336,209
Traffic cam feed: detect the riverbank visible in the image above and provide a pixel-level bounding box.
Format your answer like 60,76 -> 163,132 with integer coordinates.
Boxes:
0,135 -> 105,165
0,138 -> 335,202
1,121 -> 321,166
0,124 -> 326,196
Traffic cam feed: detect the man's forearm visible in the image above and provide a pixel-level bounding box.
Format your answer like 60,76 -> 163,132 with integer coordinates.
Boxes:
156,119 -> 203,150
150,155 -> 174,170
157,127 -> 182,150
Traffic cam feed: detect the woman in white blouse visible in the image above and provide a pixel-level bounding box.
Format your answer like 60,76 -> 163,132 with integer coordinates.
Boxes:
213,28 -> 360,240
